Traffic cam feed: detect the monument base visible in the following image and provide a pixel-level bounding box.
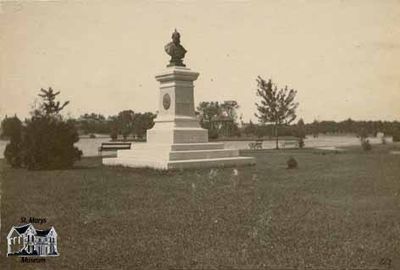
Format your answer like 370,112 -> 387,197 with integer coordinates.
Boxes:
102,142 -> 255,170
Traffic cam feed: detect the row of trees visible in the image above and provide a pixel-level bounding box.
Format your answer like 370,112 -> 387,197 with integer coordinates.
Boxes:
241,119 -> 400,140
73,111 -> 156,140
2,110 -> 157,142
5,108 -> 397,143
303,119 -> 400,138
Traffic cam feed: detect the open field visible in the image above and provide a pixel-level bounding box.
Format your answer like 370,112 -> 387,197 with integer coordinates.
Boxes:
1,144 -> 400,269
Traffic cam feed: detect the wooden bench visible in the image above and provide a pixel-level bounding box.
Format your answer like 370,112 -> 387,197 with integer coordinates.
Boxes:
98,142 -> 131,155
249,139 -> 263,150
280,140 -> 299,149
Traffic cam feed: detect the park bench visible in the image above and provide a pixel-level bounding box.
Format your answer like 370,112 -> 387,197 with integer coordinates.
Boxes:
98,142 -> 131,155
280,140 -> 299,149
248,139 -> 263,150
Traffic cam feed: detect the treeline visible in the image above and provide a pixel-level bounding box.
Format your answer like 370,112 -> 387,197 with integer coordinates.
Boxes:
69,111 -> 156,140
305,119 -> 400,137
242,119 -> 400,140
1,110 -> 156,141
2,108 -> 400,142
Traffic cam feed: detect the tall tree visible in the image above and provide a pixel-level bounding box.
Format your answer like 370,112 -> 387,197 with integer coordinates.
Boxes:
255,77 -> 298,149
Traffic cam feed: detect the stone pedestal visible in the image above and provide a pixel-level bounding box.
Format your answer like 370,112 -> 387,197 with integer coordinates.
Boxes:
103,66 -> 255,170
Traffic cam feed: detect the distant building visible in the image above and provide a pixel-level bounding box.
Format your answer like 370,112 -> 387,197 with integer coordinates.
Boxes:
7,223 -> 58,257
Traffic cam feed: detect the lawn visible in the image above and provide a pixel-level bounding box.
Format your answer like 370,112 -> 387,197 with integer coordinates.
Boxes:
1,144 -> 399,269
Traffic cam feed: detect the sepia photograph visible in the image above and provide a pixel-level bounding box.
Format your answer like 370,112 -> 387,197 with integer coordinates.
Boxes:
0,0 -> 399,269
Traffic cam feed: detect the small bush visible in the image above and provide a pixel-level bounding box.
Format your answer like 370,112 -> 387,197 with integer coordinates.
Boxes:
287,156 -> 298,169
89,133 -> 96,138
381,137 -> 387,145
361,139 -> 372,151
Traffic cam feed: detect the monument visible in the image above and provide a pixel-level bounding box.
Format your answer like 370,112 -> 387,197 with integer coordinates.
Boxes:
103,30 -> 255,169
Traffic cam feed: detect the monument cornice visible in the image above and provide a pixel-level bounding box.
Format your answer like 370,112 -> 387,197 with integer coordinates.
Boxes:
159,81 -> 194,89
155,67 -> 199,83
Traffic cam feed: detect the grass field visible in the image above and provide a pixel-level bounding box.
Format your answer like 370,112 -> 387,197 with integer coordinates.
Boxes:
1,144 -> 399,269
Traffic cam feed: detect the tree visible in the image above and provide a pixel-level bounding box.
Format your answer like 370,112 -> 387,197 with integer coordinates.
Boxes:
310,119 -> 320,138
220,100 -> 239,122
295,118 -> 306,139
219,101 -> 240,137
255,77 -> 298,149
1,115 -> 23,139
77,113 -> 109,135
117,110 -> 136,140
390,123 -> 400,142
197,101 -> 240,138
132,112 -> 156,139
36,87 -> 69,117
108,111 -> 156,140
197,101 -> 221,139
107,115 -> 119,140
2,115 -> 24,167
296,118 -> 306,148
243,120 -> 256,137
4,87 -> 82,169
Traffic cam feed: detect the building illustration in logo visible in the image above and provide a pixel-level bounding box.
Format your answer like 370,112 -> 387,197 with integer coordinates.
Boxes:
7,224 -> 58,257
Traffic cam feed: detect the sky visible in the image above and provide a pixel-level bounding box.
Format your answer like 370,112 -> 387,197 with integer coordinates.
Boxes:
0,0 -> 399,123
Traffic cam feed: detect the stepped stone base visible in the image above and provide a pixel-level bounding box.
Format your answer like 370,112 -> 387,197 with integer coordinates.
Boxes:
102,143 -> 255,170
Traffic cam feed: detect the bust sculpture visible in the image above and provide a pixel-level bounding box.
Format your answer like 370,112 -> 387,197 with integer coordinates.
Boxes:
164,29 -> 187,67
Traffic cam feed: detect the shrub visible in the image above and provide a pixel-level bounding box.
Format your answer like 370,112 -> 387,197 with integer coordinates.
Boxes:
23,117 -> 82,170
89,133 -> 96,138
287,156 -> 298,169
361,139 -> 372,151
